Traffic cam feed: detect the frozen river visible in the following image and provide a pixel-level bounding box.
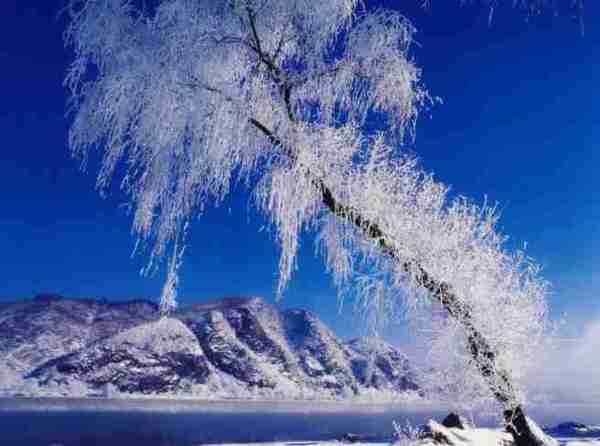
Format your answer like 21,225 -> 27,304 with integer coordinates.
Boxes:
0,398 -> 598,445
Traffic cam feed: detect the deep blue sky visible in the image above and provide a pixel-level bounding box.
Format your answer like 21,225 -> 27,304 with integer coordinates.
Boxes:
0,1 -> 598,339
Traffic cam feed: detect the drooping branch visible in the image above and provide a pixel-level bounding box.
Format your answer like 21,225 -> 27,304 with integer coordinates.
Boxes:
248,115 -> 518,407
241,7 -> 520,408
207,5 -> 549,440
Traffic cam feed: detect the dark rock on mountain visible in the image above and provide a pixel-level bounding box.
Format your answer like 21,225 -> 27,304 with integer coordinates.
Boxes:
346,337 -> 419,393
27,319 -> 209,395
184,311 -> 275,388
283,308 -> 358,391
441,413 -> 472,430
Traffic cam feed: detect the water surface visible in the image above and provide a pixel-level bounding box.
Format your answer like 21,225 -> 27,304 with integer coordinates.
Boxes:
0,398 -> 598,446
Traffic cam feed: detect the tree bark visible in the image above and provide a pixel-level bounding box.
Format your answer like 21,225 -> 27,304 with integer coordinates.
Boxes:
505,406 -> 550,446
321,170 -> 552,445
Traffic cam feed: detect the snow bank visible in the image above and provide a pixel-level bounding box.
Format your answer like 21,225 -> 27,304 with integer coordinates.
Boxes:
207,442 -> 600,446
417,420 -> 513,446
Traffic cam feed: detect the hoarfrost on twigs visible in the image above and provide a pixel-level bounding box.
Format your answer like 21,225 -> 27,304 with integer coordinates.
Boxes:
65,0 -> 552,411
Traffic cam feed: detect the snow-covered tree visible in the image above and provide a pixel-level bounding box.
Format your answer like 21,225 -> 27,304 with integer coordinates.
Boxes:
63,1 -> 572,444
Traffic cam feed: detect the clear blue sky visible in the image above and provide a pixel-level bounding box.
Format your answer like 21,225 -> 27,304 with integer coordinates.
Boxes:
0,1 -> 598,339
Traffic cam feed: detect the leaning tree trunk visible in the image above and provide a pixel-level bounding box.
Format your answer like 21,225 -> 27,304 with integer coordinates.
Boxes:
253,123 -> 544,446
253,117 -> 544,444
244,19 -> 544,443
504,406 -> 552,446
320,178 -> 549,446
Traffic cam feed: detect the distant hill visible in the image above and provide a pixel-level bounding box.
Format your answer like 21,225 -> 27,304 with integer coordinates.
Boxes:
0,294 -> 419,400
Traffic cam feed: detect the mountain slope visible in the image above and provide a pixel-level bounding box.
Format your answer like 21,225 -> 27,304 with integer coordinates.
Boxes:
27,318 -> 210,396
0,294 -> 156,393
1,294 -> 419,400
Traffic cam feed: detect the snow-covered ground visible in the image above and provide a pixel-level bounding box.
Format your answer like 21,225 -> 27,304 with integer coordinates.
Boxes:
210,437 -> 600,446
208,437 -> 600,446
209,443 -> 388,446
561,441 -> 600,445
207,442 -> 432,446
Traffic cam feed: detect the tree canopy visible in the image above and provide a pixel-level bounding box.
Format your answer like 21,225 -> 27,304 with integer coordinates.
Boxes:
64,0 -> 559,433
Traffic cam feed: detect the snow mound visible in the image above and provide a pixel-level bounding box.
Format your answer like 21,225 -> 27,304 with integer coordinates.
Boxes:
413,416 -> 559,446
418,420 -> 514,446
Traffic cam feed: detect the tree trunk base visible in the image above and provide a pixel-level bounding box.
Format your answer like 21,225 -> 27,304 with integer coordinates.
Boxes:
504,406 -> 558,446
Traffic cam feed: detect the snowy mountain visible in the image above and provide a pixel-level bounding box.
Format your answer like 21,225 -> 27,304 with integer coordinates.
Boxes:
0,293 -> 157,394
26,318 -> 210,396
0,294 -> 419,400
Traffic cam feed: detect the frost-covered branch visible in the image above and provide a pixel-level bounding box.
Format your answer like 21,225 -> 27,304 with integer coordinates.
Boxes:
249,115 -> 524,410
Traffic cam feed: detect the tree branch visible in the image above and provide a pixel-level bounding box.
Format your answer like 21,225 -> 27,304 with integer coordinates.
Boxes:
244,6 -> 295,121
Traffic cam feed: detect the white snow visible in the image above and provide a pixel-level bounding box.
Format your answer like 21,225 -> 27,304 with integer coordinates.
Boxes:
206,433 -> 600,446
415,420 -> 513,446
109,317 -> 203,356
564,442 -> 600,446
